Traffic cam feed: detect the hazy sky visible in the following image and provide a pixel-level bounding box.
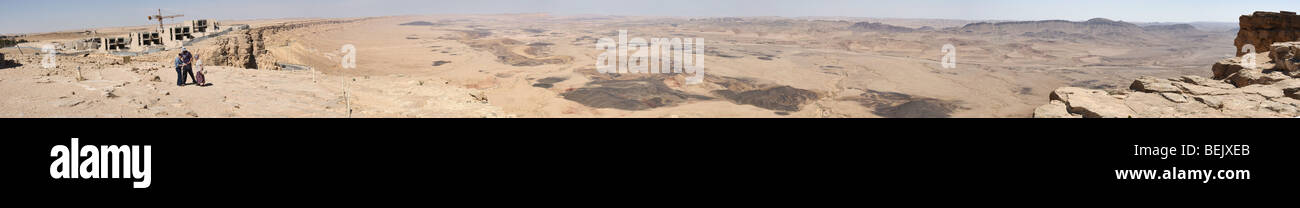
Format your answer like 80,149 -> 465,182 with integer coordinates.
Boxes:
1,0 -> 1295,34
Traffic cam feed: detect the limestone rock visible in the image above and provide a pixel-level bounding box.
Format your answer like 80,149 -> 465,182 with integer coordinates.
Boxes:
1227,68 -> 1290,87
1211,58 -> 1247,80
1270,79 -> 1300,99
1271,42 -> 1300,73
1049,87 -> 1136,118
1130,76 -> 1181,93
1173,82 -> 1231,95
1193,96 -> 1224,110
1033,100 -> 1080,118
1241,85 -> 1285,98
1160,93 -> 1189,103
1179,75 -> 1235,89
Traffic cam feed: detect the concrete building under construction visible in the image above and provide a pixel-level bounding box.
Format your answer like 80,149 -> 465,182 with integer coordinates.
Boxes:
67,19 -> 241,54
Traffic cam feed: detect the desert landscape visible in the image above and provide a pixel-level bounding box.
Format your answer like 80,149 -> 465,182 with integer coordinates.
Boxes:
3,10 -> 1297,118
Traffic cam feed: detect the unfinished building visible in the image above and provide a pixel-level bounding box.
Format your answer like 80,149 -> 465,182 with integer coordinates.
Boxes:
100,36 -> 129,51
67,19 -> 233,54
131,31 -> 163,47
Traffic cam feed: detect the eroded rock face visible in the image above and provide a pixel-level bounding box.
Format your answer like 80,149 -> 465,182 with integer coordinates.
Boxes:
1235,11 -> 1300,56
207,31 -> 271,70
206,19 -> 366,70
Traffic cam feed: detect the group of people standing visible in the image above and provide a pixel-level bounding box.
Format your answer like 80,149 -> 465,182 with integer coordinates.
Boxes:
174,48 -> 207,86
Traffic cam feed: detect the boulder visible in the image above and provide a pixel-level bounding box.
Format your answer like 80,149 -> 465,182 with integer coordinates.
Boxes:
1211,58 -> 1249,80
1286,88 -> 1300,100
1130,76 -> 1181,93
1227,67 -> 1291,87
1032,100 -> 1080,118
1049,87 -> 1136,118
1270,42 -> 1300,73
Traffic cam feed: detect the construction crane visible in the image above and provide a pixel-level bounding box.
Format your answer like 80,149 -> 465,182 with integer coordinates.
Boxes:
146,9 -> 183,30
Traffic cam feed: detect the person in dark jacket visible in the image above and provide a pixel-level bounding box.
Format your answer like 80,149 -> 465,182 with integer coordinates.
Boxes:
176,48 -> 196,86
174,54 -> 186,86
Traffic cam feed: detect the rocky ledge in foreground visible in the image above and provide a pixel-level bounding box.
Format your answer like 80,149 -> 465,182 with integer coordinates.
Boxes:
1035,11 -> 1300,118
1034,41 -> 1300,118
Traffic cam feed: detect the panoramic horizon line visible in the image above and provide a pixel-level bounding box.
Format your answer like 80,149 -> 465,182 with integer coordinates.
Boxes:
1,13 -> 1243,35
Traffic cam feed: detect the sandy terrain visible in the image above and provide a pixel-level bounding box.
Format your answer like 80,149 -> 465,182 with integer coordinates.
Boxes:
0,14 -> 1237,118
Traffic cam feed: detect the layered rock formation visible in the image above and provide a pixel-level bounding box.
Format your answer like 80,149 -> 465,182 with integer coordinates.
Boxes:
1235,11 -> 1300,56
207,19 -> 366,70
1035,11 -> 1300,118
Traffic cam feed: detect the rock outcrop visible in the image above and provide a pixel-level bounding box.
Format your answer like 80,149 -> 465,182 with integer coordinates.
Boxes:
0,53 -> 23,69
1036,73 -> 1300,118
1043,87 -> 1136,118
207,19 -> 366,70
1272,41 -> 1300,72
1036,11 -> 1300,118
1235,11 -> 1300,56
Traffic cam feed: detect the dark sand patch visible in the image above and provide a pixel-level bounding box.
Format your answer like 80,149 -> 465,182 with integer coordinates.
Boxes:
460,38 -> 572,66
537,77 -> 567,84
532,77 -> 567,89
705,49 -> 743,58
562,78 -> 711,110
713,86 -> 819,112
1069,80 -> 1117,90
432,61 -> 451,66
842,90 -> 963,118
707,76 -> 820,112
399,21 -> 436,26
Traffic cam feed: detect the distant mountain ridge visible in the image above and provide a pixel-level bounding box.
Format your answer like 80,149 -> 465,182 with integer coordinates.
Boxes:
848,22 -> 915,33
958,18 -> 1143,35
